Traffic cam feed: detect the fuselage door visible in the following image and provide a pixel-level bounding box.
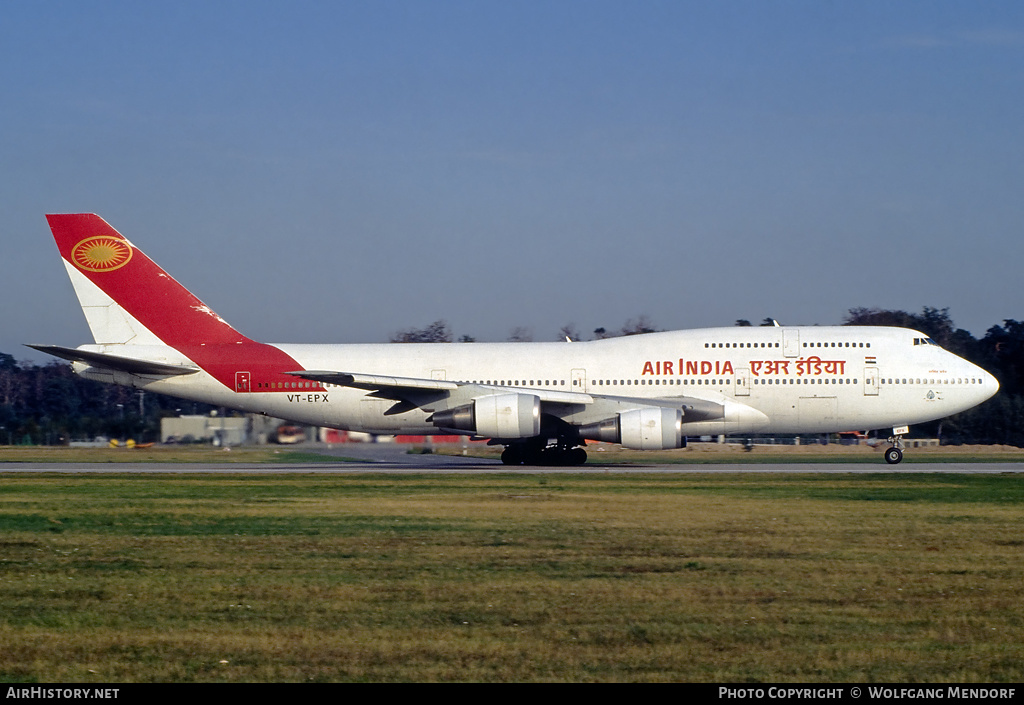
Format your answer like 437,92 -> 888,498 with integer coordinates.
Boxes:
572,368 -> 587,393
735,367 -> 750,396
864,368 -> 879,396
783,328 -> 800,358
235,371 -> 251,393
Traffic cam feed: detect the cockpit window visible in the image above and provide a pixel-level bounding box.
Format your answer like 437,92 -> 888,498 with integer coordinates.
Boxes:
913,337 -> 940,346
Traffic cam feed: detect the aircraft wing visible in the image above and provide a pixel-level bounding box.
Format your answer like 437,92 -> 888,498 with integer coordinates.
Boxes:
286,370 -> 594,405
27,344 -> 200,376
285,370 -> 724,422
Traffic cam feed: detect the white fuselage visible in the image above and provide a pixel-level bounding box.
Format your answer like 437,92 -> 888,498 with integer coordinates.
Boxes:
79,325 -> 999,438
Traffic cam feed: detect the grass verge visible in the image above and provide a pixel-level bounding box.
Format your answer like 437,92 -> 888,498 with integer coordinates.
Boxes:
0,446 -> 359,464
0,472 -> 1022,682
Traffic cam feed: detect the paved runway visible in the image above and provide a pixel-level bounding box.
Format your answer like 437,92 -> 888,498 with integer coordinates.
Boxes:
2,443 -> 1022,474
4,463 -> 1022,474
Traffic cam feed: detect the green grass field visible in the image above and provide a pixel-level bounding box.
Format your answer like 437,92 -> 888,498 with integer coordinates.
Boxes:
0,446 -> 352,464
1,471 -> 1022,682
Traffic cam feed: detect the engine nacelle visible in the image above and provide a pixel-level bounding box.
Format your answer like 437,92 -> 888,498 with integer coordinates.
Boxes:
579,407 -> 684,450
431,393 -> 541,439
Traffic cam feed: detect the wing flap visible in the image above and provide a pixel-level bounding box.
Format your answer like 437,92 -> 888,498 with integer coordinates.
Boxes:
285,370 -> 459,391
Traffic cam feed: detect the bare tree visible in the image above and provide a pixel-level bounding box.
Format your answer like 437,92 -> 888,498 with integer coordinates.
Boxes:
507,326 -> 533,342
389,320 -> 453,343
620,315 -> 659,336
559,323 -> 581,342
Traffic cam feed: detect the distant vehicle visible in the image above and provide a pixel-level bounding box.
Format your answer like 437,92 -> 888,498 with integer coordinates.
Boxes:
837,431 -> 869,445
273,425 -> 306,444
32,214 -> 999,465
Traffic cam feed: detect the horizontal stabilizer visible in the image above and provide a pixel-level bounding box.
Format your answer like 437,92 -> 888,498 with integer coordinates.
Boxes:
27,344 -> 200,376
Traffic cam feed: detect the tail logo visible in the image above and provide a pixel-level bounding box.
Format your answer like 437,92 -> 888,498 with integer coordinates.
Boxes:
71,236 -> 133,273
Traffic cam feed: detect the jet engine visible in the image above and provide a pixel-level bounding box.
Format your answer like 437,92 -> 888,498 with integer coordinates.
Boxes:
431,393 -> 541,439
579,407 -> 684,450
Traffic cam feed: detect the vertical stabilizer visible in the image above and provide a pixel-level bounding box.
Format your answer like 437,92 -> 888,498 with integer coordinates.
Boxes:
46,214 -> 250,347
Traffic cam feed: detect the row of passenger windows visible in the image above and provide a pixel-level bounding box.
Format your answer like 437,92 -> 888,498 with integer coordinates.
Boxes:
882,378 -> 985,385
805,342 -> 870,348
479,377 -> 986,388
254,374 -> 985,391
755,378 -> 858,385
465,377 -> 984,388
459,378 -> 856,387
597,378 -> 720,386
707,342 -> 778,348
704,341 -> 872,349
466,380 -> 566,387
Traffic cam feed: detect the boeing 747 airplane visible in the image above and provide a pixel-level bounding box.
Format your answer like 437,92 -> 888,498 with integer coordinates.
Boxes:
31,214 -> 999,465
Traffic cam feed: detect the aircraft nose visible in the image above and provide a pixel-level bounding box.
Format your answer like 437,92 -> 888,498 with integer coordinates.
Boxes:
977,366 -> 1000,402
986,370 -> 1000,397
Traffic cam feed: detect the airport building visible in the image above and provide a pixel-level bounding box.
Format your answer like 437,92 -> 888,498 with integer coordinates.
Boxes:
160,413 -> 288,446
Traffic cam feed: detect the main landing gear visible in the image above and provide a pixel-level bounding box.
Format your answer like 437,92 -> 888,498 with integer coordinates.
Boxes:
500,441 -> 588,466
885,426 -> 908,464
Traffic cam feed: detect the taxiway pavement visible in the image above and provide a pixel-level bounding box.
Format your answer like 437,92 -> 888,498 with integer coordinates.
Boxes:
2,443 -> 1022,475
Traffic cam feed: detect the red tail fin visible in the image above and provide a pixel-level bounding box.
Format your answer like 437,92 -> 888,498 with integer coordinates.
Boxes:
46,213 -> 251,347
46,214 -> 307,392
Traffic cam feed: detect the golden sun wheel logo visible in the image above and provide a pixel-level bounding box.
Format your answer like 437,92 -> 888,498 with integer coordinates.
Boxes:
71,236 -> 133,272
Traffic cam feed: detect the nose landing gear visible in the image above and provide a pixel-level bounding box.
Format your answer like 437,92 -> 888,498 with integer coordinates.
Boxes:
885,426 -> 908,464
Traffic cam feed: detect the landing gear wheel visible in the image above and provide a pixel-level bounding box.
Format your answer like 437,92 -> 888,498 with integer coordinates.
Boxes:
501,446 -> 523,465
884,447 -> 903,465
502,444 -> 587,466
885,429 -> 907,465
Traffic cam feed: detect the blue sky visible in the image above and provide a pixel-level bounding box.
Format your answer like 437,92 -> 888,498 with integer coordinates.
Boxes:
3,1 -> 1023,360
